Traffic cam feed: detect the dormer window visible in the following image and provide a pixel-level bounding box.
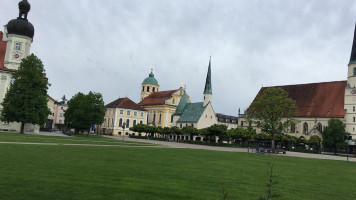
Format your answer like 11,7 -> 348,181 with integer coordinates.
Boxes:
15,43 -> 21,50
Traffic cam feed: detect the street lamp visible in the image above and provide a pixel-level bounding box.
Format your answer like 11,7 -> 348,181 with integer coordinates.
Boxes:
345,133 -> 353,162
122,122 -> 126,141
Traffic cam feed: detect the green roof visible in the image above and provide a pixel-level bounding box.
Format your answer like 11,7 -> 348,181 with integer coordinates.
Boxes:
174,91 -> 188,115
143,71 -> 159,85
176,102 -> 207,123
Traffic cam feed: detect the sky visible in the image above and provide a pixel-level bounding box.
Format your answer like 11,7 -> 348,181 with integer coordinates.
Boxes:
1,0 -> 356,116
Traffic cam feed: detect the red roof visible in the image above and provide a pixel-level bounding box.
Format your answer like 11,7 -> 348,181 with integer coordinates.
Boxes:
0,31 -> 7,68
139,90 -> 178,106
105,97 -> 146,111
253,81 -> 347,118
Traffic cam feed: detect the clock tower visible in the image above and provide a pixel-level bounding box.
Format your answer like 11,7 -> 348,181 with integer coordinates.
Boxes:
3,0 -> 34,70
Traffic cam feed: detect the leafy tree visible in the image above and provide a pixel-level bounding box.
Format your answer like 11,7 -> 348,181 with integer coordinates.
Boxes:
181,126 -> 199,140
0,54 -> 50,133
206,124 -> 228,143
322,118 -> 347,154
308,135 -> 322,146
246,87 -> 298,149
64,91 -> 105,135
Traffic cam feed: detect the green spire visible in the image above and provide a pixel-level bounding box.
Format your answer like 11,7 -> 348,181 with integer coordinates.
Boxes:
204,56 -> 212,94
174,90 -> 189,115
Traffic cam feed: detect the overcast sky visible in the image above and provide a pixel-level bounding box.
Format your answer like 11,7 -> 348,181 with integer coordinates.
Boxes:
1,0 -> 356,116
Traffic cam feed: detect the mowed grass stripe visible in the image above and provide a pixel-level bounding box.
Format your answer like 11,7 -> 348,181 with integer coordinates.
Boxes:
0,142 -> 355,200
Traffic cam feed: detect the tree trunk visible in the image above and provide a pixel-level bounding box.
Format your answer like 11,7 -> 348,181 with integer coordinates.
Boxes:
20,122 -> 25,133
87,128 -> 90,137
271,139 -> 275,150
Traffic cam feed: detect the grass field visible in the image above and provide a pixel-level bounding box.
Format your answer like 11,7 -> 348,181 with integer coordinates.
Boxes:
0,132 -> 355,200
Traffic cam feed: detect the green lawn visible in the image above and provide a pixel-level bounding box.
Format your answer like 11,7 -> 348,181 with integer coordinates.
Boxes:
0,133 -> 355,200
0,132 -> 156,146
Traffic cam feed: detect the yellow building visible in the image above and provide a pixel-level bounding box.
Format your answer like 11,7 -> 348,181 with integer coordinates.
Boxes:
138,70 -> 190,127
102,97 -> 147,136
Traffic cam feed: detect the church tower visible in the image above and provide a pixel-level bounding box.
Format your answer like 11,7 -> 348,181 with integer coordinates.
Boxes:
140,69 -> 160,101
203,57 -> 212,106
4,0 -> 34,70
1,0 -> 34,105
344,22 -> 356,136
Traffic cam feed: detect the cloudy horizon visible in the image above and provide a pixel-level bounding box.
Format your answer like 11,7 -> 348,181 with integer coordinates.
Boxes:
1,0 -> 356,116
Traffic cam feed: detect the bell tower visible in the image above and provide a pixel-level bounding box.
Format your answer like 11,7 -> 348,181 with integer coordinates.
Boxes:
140,69 -> 160,101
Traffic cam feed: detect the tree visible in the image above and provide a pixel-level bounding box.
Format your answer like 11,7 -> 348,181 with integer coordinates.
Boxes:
0,54 -> 50,133
308,135 -> 322,147
181,126 -> 199,140
246,87 -> 298,149
322,118 -> 347,154
64,91 -> 105,135
206,124 -> 227,143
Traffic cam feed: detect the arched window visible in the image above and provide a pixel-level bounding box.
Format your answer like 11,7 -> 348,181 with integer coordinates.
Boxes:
111,118 -> 114,127
119,118 -> 123,127
353,67 -> 356,76
147,86 -> 150,92
317,123 -> 322,132
303,122 -> 308,134
291,123 -> 295,133
159,113 -> 162,122
126,119 -> 130,128
171,115 -> 174,123
133,120 -> 137,126
153,113 -> 156,122
108,118 -> 110,127
140,120 -> 143,124
153,87 -> 155,92
147,114 -> 149,124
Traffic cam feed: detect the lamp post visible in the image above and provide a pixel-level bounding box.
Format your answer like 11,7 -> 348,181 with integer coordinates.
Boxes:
345,133 -> 352,162
122,122 -> 126,141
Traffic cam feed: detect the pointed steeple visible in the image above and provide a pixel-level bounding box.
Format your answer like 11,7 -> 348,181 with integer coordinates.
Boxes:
204,56 -> 212,94
350,22 -> 356,64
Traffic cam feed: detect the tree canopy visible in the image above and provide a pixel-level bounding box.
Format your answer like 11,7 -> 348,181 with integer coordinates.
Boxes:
246,87 -> 298,149
0,54 -> 50,133
64,91 -> 105,134
322,118 -> 347,154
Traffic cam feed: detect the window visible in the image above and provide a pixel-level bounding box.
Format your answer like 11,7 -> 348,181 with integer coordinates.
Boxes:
52,113 -> 54,116
291,123 -> 295,133
317,123 -> 322,132
15,43 -> 21,50
133,120 -> 137,126
354,117 -> 355,122
171,115 -> 174,123
134,112 -> 137,116
303,122 -> 308,134
61,107 -> 63,110
159,113 -> 162,122
153,87 -> 155,92
241,121 -> 244,126
354,106 -> 355,112
180,123 -> 182,128
191,123 -> 194,127
147,86 -> 150,92
108,118 -> 110,127
142,86 -> 144,92
59,120 -> 62,123
112,118 -> 114,127
172,98 -> 175,104
354,67 -> 356,76
127,110 -> 130,115
119,118 -> 123,127
153,113 -> 156,122
126,119 -> 130,128
140,112 -> 143,117
120,110 -> 123,114
147,114 -> 149,124
140,120 -> 143,124
59,113 -> 63,117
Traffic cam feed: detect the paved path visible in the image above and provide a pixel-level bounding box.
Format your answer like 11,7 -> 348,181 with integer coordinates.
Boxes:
106,136 -> 356,162
24,131 -> 70,137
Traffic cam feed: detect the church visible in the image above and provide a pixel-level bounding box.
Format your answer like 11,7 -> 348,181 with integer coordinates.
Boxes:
239,22 -> 356,141
0,0 -> 40,133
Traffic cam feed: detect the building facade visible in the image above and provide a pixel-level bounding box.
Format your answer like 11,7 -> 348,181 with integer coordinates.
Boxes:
138,70 -> 189,128
0,0 -> 39,133
102,97 -> 147,136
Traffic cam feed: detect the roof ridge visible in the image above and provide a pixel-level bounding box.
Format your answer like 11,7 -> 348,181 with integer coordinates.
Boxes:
262,80 -> 347,88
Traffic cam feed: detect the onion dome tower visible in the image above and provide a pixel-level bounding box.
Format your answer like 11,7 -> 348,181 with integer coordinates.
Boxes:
4,0 -> 35,70
140,69 -> 160,101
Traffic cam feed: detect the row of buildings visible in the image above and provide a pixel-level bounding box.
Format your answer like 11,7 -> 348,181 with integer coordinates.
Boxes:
1,1 -> 356,144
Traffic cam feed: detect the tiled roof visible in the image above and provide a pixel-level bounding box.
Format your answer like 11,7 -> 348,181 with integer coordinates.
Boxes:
216,113 -> 238,124
253,81 -> 347,118
0,31 -> 7,68
177,102 -> 207,123
0,65 -> 16,72
174,91 -> 188,115
106,97 -> 146,111
139,90 -> 178,106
